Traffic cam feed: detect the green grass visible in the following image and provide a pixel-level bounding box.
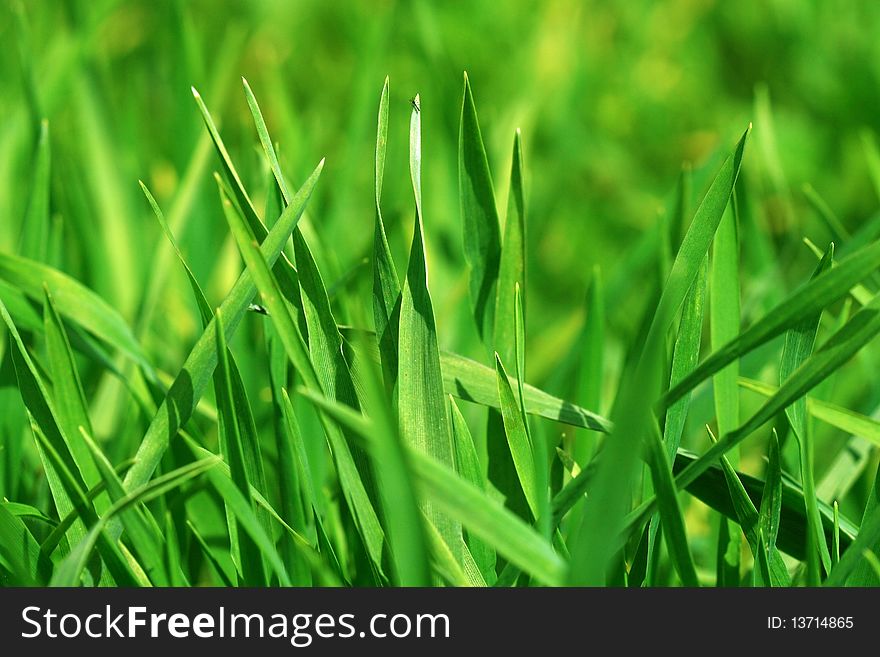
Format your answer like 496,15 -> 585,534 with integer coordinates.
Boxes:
3,1 -> 880,588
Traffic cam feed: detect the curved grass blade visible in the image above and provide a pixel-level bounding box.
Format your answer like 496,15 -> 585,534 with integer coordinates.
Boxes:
0,253 -> 153,375
459,73 -> 501,341
50,456 -> 220,587
79,428 -> 171,586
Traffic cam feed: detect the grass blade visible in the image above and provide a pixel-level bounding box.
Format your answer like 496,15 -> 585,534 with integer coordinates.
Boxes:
459,73 -> 502,341
371,77 -> 401,391
400,92 -> 462,560
780,244 -> 834,577
494,129 -> 526,365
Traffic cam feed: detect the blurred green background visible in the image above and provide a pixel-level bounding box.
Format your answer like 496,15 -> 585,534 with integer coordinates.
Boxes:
3,0 -> 880,512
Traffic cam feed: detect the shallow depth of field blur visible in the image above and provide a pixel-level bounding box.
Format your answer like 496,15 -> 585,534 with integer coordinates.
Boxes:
3,0 -> 880,587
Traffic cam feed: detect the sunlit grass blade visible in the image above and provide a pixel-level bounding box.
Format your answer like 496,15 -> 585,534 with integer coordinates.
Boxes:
349,327 -> 431,587
494,129 -> 526,365
400,92 -> 461,560
459,73 -> 502,341
441,350 -> 612,432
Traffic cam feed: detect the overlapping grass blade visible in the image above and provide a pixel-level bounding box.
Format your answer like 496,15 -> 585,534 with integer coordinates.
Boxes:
660,238 -> 880,411
568,127 -> 749,585
79,428 -> 172,586
671,290 -> 880,512
119,161 -> 323,511
740,378 -> 880,447
0,253 -> 153,375
50,455 -> 219,586
214,313 -> 268,586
